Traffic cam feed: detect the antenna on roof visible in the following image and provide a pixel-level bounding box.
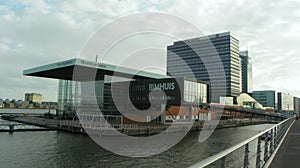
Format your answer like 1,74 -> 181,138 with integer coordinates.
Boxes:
95,54 -> 98,62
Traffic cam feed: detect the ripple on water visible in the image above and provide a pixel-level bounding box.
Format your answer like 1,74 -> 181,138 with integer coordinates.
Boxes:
0,124 -> 274,168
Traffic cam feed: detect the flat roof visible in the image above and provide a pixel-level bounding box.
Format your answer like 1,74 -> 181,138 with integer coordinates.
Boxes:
172,32 -> 233,45
23,58 -> 168,81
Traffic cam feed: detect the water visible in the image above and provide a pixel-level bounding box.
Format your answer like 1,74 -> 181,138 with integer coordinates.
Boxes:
0,123 -> 273,168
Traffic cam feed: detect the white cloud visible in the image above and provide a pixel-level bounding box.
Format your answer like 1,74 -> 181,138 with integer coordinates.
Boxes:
0,0 -> 300,101
0,43 -> 10,53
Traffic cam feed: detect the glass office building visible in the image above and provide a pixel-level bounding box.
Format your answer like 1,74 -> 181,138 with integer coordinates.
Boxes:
240,50 -> 253,93
294,97 -> 300,115
277,92 -> 294,112
252,90 -> 276,109
167,32 -> 241,103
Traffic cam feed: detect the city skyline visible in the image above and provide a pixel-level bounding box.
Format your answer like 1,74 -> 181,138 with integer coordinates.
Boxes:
1,0 -> 300,101
1,2 -> 299,167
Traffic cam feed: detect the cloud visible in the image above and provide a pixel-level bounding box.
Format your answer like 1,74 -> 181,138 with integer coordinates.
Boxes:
0,0 -> 300,101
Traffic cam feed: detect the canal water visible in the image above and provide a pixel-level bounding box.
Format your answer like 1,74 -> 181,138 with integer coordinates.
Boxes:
0,121 -> 273,168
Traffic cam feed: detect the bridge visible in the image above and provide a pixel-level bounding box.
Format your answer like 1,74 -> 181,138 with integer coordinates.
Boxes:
189,117 -> 297,168
0,113 -> 45,116
0,122 -> 56,133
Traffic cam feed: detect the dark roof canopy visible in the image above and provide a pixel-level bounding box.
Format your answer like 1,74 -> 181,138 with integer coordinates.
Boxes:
23,58 -> 168,81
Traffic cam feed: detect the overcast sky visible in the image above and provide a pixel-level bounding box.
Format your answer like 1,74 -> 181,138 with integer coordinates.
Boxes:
0,0 -> 300,101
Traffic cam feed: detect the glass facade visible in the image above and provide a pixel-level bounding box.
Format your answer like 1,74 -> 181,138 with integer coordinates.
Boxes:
57,80 -> 105,117
240,50 -> 253,93
183,80 -> 207,103
57,80 -> 81,116
252,90 -> 276,108
167,32 -> 240,103
277,92 -> 294,111
128,77 -> 208,109
57,77 -> 208,117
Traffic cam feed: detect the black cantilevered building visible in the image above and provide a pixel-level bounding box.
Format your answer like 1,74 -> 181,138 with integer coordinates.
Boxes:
23,58 -> 209,121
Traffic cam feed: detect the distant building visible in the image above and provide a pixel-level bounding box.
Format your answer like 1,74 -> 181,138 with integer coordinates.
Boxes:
252,90 -> 276,109
28,103 -> 34,109
9,102 -> 15,108
240,51 -> 253,94
25,93 -> 42,103
5,99 -> 10,107
167,32 -> 241,102
237,93 -> 264,109
0,99 -> 4,108
294,97 -> 300,115
41,101 -> 58,109
15,100 -> 26,109
277,92 -> 294,116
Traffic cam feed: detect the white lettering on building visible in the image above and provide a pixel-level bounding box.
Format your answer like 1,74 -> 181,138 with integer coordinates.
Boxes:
149,82 -> 175,91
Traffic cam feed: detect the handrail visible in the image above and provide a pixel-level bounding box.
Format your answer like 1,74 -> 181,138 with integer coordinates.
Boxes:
189,117 -> 294,168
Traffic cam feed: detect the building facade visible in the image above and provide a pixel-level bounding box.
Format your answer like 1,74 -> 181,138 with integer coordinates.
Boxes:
24,93 -> 42,103
294,97 -> 300,115
240,50 -> 253,94
167,32 -> 240,103
57,80 -> 81,117
252,90 -> 276,109
0,99 -> 4,108
56,76 -> 209,119
277,92 -> 294,116
237,93 -> 264,109
129,77 -> 208,106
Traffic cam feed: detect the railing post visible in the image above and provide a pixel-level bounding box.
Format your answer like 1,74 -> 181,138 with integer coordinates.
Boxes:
256,138 -> 261,168
9,124 -> 14,133
221,157 -> 226,168
264,137 -> 269,163
274,127 -> 278,148
270,129 -> 274,154
244,143 -> 249,168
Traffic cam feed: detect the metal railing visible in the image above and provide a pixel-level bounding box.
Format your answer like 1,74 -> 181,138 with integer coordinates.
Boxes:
189,117 -> 295,168
0,122 -> 50,131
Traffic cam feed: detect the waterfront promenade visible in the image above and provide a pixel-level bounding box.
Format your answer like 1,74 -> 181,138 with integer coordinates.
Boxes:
270,119 -> 300,168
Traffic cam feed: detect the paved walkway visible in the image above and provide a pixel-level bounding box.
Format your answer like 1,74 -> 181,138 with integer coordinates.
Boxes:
270,119 -> 300,168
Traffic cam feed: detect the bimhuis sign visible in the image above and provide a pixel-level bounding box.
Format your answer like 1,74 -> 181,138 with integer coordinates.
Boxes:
129,78 -> 183,106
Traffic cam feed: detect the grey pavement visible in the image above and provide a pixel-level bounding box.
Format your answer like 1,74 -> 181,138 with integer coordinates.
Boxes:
270,119 -> 300,168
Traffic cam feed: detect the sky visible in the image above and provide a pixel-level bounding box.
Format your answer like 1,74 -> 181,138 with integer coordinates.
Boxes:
0,0 -> 300,101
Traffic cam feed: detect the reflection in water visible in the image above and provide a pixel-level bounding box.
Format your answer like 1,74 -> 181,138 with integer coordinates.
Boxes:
0,124 -> 273,168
